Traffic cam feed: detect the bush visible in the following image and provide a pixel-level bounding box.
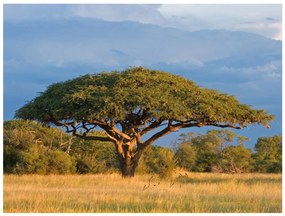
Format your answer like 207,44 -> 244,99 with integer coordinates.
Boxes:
4,120 -> 179,176
193,152 -> 219,172
70,136 -> 119,174
143,146 -> 177,178
4,120 -> 76,174
13,148 -> 46,174
175,142 -> 196,171
47,151 -> 76,174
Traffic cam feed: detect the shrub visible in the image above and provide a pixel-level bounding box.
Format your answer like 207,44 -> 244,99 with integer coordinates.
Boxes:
47,150 -> 76,174
175,142 -> 196,171
4,120 -> 76,174
70,135 -> 120,174
144,146 -> 177,178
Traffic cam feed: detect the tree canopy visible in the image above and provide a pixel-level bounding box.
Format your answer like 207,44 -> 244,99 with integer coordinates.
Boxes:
16,67 -> 273,129
15,67 -> 274,176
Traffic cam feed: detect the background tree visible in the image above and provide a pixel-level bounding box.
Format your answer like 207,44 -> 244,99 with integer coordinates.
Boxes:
175,140 -> 196,172
221,145 -> 252,173
252,135 -> 282,173
175,130 -> 251,173
15,67 -> 273,177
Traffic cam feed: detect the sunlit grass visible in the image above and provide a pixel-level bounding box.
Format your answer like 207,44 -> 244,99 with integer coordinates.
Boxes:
4,172 -> 282,213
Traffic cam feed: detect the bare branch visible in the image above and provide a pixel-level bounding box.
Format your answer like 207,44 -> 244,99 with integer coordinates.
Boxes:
112,126 -> 132,140
104,131 -> 118,142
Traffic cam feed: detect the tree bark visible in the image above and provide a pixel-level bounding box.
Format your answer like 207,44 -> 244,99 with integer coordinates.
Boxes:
120,160 -> 136,177
118,147 -> 143,177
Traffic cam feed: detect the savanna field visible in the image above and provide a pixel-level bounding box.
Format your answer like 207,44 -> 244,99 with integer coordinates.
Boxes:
4,172 -> 282,213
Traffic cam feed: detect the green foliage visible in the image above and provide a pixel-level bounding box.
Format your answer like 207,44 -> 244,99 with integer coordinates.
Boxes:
4,120 -> 123,174
4,120 -> 178,176
252,135 -> 282,173
14,67 -> 274,177
176,130 -> 252,173
142,146 -> 177,178
71,135 -> 119,174
219,144 -> 252,173
175,142 -> 196,171
47,150 -> 76,174
176,130 -> 282,173
16,67 -> 273,130
4,120 -> 76,174
4,120 -> 281,175
194,152 -> 219,172
254,135 -> 282,161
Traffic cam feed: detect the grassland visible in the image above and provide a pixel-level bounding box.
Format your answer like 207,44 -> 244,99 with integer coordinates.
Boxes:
3,172 -> 282,213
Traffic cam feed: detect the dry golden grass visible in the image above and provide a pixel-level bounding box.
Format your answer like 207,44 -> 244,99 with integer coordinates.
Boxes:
3,172 -> 282,213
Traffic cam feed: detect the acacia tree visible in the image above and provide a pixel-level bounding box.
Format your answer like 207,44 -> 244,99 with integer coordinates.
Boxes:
15,67 -> 273,177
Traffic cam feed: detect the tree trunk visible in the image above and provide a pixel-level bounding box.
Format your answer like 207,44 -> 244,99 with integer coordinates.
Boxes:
120,160 -> 136,177
119,149 -> 143,177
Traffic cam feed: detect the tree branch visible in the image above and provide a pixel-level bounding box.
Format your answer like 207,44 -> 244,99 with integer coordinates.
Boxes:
140,119 -> 164,136
103,131 -> 118,143
178,122 -> 242,129
205,123 -> 242,129
73,133 -> 114,142
111,126 -> 132,140
92,119 -> 131,141
167,118 -> 243,130
141,120 -> 242,149
142,122 -> 180,149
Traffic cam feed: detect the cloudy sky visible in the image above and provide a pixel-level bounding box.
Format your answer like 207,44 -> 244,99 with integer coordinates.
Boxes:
3,4 -> 282,148
4,4 -> 282,40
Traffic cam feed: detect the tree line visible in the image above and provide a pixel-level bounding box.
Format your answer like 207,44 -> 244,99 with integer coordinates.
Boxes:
4,120 -> 281,177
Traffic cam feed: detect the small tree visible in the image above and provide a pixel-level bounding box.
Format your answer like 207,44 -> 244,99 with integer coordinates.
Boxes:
221,144 -> 252,173
177,130 -> 249,172
15,67 -> 273,177
252,135 -> 282,173
175,142 -> 196,171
